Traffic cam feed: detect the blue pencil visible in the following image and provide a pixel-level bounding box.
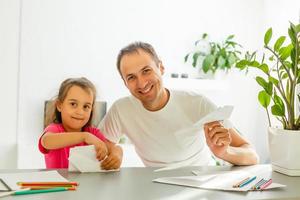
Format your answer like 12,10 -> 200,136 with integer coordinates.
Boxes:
239,176 -> 256,188
255,179 -> 268,190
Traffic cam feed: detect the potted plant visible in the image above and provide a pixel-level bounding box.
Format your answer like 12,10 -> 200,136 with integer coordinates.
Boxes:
236,22 -> 300,176
184,33 -> 242,78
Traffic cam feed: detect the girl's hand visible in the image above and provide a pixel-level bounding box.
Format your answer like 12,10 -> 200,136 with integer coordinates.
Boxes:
83,132 -> 108,161
94,141 -> 108,161
204,121 -> 231,158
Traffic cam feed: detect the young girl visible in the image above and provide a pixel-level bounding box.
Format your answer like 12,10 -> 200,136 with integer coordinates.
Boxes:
39,77 -> 120,169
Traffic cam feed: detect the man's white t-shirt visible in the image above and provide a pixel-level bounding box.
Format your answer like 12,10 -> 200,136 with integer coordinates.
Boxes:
99,90 -> 218,167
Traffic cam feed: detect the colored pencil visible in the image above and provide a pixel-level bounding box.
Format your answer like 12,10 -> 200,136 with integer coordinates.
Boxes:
14,187 -> 67,195
0,187 -> 67,197
17,181 -> 79,186
239,176 -> 256,188
20,185 -> 76,191
232,177 -> 250,188
251,178 -> 265,190
259,179 -> 272,190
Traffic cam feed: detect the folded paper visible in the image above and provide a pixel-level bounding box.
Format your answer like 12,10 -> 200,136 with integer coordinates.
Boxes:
68,145 -> 119,173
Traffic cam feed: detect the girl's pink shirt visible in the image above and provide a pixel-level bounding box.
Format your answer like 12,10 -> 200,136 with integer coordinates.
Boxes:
38,123 -> 106,169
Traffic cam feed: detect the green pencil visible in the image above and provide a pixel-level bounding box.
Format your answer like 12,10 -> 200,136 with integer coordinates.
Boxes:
14,187 -> 67,195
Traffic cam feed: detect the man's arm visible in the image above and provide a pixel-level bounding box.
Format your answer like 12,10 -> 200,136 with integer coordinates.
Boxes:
101,140 -> 123,170
204,121 -> 259,165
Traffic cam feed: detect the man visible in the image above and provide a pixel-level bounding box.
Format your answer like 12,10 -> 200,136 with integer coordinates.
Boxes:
99,41 -> 258,167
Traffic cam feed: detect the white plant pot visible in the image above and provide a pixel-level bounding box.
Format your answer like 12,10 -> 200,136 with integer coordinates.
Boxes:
268,127 -> 300,176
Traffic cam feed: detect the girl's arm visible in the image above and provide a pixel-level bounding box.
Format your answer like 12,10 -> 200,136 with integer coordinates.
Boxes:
42,132 -> 87,150
42,132 -> 108,161
41,132 -> 106,152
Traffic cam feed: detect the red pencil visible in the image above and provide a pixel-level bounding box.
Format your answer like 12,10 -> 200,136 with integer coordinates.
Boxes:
17,182 -> 79,186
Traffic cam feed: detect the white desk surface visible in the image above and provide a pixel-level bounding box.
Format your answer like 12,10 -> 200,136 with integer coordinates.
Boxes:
1,165 -> 300,200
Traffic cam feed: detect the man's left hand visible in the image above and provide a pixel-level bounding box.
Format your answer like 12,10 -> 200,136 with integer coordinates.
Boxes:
101,144 -> 123,170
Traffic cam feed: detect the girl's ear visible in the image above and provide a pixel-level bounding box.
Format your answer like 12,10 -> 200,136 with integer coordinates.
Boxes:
56,100 -> 62,112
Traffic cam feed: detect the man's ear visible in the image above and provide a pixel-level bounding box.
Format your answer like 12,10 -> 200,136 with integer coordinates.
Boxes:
121,77 -> 128,87
159,61 -> 165,75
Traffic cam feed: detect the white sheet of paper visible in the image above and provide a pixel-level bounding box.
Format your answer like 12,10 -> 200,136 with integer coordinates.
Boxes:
68,145 -> 119,173
153,165 -> 286,192
195,105 -> 234,127
0,171 -> 68,191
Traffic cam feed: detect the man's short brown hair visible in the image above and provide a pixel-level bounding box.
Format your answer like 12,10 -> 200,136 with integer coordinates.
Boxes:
116,41 -> 161,75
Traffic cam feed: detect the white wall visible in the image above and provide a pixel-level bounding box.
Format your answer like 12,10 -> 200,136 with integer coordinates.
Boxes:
0,0 -> 20,168
265,0 -> 300,34
2,0 -> 298,168
17,0 -> 267,168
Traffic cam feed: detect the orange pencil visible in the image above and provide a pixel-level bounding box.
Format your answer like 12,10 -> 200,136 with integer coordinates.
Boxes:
20,185 -> 76,191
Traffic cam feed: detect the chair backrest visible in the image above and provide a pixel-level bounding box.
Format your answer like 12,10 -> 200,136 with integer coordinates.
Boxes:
43,100 -> 107,128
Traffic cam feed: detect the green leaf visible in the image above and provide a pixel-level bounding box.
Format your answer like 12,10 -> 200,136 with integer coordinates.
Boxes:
274,36 -> 286,52
256,76 -> 268,89
217,56 -> 226,67
283,61 -> 292,69
264,28 -> 272,46
249,51 -> 257,60
261,53 -> 265,63
184,54 -> 189,63
227,53 -> 237,66
291,48 -> 296,65
249,61 -> 260,67
295,24 -> 300,33
220,48 -> 226,57
280,44 -> 293,60
288,26 -> 296,45
269,76 -> 279,85
194,40 -> 201,46
235,60 -> 248,70
274,94 -> 285,109
281,72 -> 288,79
202,33 -> 208,39
266,82 -> 273,95
192,53 -> 200,67
269,55 -> 275,61
226,35 -> 234,40
202,55 -> 215,73
259,63 -> 269,74
256,76 -> 273,95
271,104 -> 285,116
258,91 -> 271,108
226,41 -> 238,47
